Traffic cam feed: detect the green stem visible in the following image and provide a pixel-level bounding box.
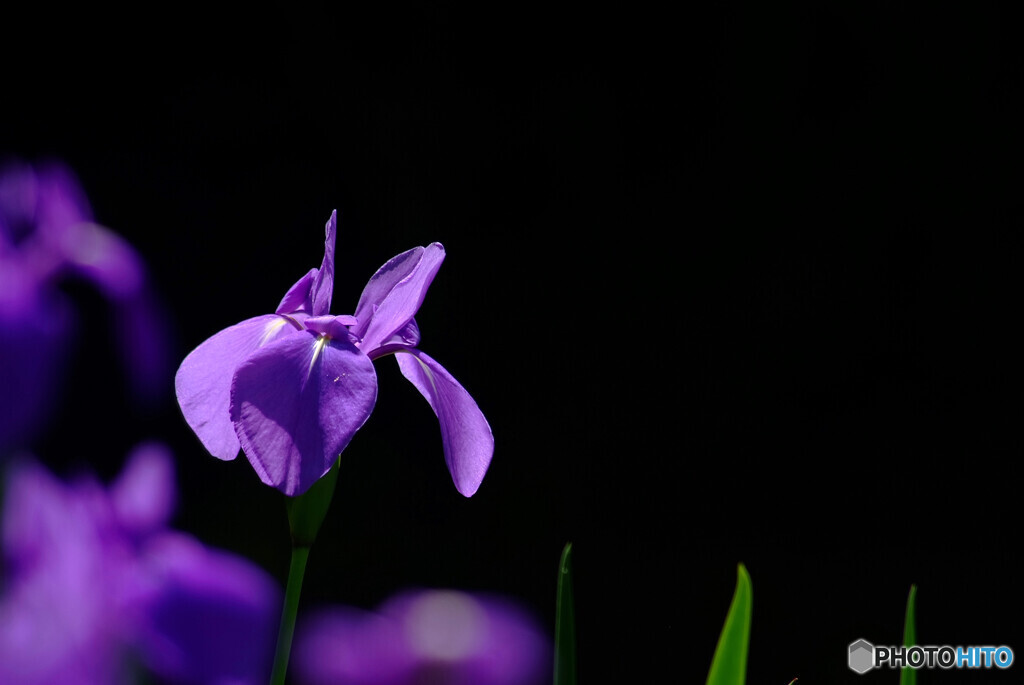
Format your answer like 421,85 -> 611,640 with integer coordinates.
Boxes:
269,457 -> 341,684
270,545 -> 311,685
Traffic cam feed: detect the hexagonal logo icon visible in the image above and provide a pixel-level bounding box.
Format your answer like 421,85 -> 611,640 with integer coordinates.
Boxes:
849,639 -> 875,674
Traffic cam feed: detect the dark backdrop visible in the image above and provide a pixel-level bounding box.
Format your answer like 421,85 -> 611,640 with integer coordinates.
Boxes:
3,5 -> 1022,683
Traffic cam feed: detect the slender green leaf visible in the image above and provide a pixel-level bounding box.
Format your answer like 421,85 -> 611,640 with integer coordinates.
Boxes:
554,542 -> 577,685
900,584 -> 918,685
706,564 -> 753,685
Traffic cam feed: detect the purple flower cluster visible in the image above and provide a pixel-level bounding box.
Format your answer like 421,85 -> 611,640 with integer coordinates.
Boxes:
0,160 -> 169,451
1,158 -> 526,685
176,211 -> 493,497
0,443 -> 281,684
294,589 -> 551,685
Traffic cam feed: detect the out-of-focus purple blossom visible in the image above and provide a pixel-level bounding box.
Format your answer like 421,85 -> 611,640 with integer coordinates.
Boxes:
175,212 -> 493,497
0,160 -> 171,452
0,443 -> 281,684
293,589 -> 551,685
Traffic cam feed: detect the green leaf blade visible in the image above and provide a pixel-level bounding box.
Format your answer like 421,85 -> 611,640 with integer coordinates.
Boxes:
900,584 -> 918,685
706,564 -> 753,685
554,542 -> 577,685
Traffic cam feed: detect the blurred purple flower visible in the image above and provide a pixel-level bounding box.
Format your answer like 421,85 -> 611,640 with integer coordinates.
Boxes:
0,443 -> 281,684
294,589 -> 551,685
175,211 -> 493,497
0,160 -> 171,452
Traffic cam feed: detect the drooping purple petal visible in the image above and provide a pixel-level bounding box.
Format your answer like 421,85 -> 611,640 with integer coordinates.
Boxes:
175,314 -> 301,460
230,327 -> 377,495
396,349 -> 493,497
1,162 -> 147,299
133,533 -> 281,685
53,220 -> 147,299
352,243 -> 445,352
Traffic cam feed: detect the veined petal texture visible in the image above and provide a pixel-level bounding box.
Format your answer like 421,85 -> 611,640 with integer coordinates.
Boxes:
230,331 -> 377,496
175,314 -> 300,460
396,350 -> 493,497
353,243 -> 445,352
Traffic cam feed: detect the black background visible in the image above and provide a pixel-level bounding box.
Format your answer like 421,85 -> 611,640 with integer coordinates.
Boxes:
3,4 -> 1023,683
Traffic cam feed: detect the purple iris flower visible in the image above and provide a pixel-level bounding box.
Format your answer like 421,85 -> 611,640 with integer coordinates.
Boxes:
293,589 -> 551,685
0,443 -> 281,684
0,160 -> 170,451
175,212 -> 493,497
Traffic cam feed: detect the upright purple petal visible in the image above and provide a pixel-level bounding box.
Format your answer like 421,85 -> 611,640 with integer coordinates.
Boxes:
110,442 -> 176,537
230,329 -> 377,495
0,160 -> 93,249
0,161 -> 39,248
277,268 -> 319,315
352,247 -> 422,325
1,160 -> 173,450
273,211 -> 337,317
28,162 -> 94,240
396,350 -> 493,496
175,314 -> 301,460
310,210 -> 337,316
352,243 -> 445,352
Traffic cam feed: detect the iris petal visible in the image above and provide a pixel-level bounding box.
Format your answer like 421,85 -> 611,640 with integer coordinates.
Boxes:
231,332 -> 377,496
274,211 -> 338,316
276,268 -> 318,316
175,314 -> 300,460
136,533 -> 280,685
110,442 -> 176,536
352,247 -> 422,326
353,244 -> 445,352
396,350 -> 493,497
310,210 -> 337,316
